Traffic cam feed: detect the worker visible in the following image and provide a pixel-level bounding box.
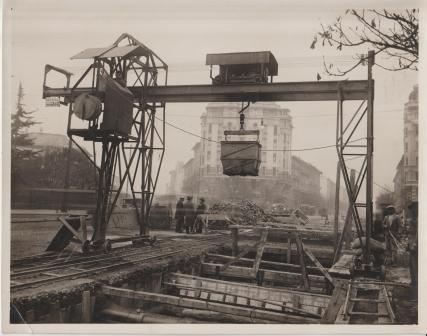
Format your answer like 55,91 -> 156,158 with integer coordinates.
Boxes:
383,205 -> 401,265
292,208 -> 307,226
194,198 -> 207,233
407,201 -> 418,288
183,196 -> 195,234
174,197 -> 185,233
372,212 -> 384,241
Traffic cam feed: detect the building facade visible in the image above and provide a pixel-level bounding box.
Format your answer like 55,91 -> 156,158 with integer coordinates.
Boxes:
200,102 -> 293,178
167,102 -> 328,210
196,102 -> 294,207
166,161 -> 184,196
393,85 -> 418,213
291,156 -> 321,208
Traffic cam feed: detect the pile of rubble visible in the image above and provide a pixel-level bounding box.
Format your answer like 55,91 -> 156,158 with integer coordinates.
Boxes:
209,200 -> 274,226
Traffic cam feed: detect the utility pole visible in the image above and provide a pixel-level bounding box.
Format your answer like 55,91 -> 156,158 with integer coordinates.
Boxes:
365,50 -> 375,263
333,161 -> 341,250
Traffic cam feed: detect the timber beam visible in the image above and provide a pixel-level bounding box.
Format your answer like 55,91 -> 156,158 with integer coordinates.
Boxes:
166,272 -> 330,313
43,80 -> 371,103
101,285 -> 320,324
201,262 -> 326,291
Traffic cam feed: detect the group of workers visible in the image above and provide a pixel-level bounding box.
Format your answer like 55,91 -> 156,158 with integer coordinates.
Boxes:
174,196 -> 207,234
373,201 -> 418,287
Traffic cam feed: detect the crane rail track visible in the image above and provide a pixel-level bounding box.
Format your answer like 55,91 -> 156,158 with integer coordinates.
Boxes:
10,235 -> 181,268
11,236 -> 212,275
11,235 -> 230,292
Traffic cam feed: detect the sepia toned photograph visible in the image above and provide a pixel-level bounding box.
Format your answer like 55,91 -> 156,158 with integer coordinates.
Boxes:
2,0 -> 425,333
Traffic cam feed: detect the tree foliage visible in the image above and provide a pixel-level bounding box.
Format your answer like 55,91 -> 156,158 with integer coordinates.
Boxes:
311,9 -> 418,76
34,148 -> 97,189
11,83 -> 39,189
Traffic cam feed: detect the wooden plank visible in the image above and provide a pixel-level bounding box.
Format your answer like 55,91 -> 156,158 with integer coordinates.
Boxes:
348,311 -> 389,317
287,238 -> 292,263
219,235 -> 262,272
294,234 -> 310,290
81,290 -> 91,323
206,254 -> 318,274
342,284 -> 352,322
292,295 -> 301,309
45,216 -> 81,252
236,242 -> 335,261
41,272 -> 61,278
219,245 -> 255,271
167,273 -> 330,310
320,281 -> 347,324
194,278 -> 202,299
80,215 -> 87,242
101,286 -> 319,324
201,263 -> 326,290
164,282 -> 321,318
381,286 -> 395,323
252,229 -> 269,276
329,253 -> 353,278
231,227 -> 239,257
302,242 -> 336,287
254,225 -> 334,237
58,216 -> 83,242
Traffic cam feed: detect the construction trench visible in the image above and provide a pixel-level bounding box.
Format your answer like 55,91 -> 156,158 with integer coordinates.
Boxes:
10,213 -> 414,324
9,34 -> 417,325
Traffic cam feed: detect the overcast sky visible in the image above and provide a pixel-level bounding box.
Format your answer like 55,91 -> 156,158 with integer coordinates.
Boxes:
4,0 -> 419,199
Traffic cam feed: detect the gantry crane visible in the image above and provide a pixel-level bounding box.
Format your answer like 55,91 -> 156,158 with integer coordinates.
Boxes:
43,34 -> 376,276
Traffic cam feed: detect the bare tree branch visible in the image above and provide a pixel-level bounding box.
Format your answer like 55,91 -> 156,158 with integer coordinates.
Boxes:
311,9 -> 418,75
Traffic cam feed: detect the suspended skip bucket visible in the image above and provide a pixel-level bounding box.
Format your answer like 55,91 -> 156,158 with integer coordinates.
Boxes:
220,130 -> 261,176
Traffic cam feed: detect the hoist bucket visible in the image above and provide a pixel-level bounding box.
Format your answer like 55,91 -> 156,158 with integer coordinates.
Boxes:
220,130 -> 261,176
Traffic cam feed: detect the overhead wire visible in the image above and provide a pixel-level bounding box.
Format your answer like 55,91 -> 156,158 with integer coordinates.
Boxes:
155,114 -> 366,152
156,116 -> 394,192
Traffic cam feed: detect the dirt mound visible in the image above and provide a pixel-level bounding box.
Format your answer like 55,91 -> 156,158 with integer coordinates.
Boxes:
209,200 -> 274,226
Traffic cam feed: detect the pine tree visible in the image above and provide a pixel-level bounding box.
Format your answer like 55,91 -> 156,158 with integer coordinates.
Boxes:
11,83 -> 39,189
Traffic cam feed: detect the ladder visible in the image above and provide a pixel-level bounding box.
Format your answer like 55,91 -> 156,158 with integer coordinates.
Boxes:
339,280 -> 395,324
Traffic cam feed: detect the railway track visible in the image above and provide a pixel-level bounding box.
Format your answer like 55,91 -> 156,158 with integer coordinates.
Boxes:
11,236 -> 184,273
11,235 -> 230,292
11,235 -> 180,268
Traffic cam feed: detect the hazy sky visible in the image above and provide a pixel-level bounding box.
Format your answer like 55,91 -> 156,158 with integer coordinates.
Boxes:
4,0 -> 419,198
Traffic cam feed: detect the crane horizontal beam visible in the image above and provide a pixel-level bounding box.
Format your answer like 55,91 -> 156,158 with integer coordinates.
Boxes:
43,80 -> 371,103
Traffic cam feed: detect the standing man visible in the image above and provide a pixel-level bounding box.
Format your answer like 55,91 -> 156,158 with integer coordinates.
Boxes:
407,201 -> 418,288
184,196 -> 195,234
195,198 -> 207,233
174,197 -> 185,233
383,205 -> 401,265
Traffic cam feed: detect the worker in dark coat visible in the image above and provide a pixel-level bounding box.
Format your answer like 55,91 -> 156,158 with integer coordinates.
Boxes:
194,198 -> 207,233
174,197 -> 185,233
183,196 -> 195,234
407,201 -> 418,288
383,205 -> 401,265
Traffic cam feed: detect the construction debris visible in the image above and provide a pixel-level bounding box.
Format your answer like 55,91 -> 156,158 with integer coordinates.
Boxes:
209,200 -> 275,226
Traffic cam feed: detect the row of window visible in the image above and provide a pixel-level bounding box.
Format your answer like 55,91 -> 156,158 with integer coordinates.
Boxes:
206,123 -> 290,134
405,171 -> 418,182
404,155 -> 418,166
404,140 -> 418,151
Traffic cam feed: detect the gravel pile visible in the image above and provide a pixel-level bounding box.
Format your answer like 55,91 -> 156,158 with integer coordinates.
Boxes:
209,200 -> 274,226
